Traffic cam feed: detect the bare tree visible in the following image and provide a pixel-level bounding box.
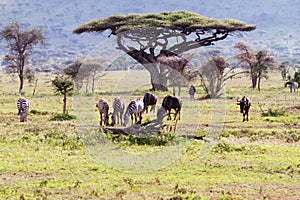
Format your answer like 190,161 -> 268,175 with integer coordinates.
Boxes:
157,53 -> 192,96
63,58 -> 107,93
234,42 -> 277,91
0,21 -> 45,93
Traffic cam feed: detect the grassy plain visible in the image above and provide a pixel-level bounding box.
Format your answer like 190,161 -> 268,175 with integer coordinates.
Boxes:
0,70 -> 299,200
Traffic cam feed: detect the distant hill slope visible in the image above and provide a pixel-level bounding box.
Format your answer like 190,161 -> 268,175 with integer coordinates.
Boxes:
0,0 -> 299,71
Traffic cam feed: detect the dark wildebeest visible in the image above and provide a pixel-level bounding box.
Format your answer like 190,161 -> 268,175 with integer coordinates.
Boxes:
123,98 -> 144,126
237,96 -> 251,122
96,98 -> 109,126
161,95 -> 182,120
111,97 -> 125,126
143,92 -> 158,113
189,85 -> 196,100
285,81 -> 298,93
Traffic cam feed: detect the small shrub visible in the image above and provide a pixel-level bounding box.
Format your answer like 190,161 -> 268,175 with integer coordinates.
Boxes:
261,108 -> 285,117
50,113 -> 76,121
30,109 -> 48,115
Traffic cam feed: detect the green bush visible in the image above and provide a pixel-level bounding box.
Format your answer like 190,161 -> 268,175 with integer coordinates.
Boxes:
261,108 -> 285,117
30,109 -> 48,115
50,113 -> 76,121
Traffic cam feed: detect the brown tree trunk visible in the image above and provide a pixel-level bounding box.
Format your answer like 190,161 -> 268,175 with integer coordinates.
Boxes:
257,77 -> 261,92
63,92 -> 67,115
251,75 -> 257,89
19,74 -> 24,93
149,70 -> 168,91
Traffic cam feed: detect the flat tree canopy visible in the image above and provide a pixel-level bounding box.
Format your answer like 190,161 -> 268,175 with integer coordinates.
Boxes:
73,11 -> 255,35
74,11 -> 256,91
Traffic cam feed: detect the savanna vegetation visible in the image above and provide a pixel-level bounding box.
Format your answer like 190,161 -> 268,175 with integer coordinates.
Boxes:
0,68 -> 299,199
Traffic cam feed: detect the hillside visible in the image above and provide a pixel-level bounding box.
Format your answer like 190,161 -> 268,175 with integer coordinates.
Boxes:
0,0 -> 300,71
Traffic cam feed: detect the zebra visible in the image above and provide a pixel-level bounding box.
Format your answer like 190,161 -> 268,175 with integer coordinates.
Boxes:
17,97 -> 30,122
237,96 -> 251,122
111,97 -> 125,126
161,95 -> 182,120
189,85 -> 196,100
123,98 -> 144,126
143,92 -> 158,113
285,81 -> 298,93
96,98 -> 109,126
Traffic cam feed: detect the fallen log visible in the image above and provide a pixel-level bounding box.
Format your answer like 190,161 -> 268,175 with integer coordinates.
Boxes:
103,118 -> 166,136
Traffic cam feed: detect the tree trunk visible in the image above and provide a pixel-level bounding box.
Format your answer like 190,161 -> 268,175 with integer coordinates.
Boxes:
63,92 -> 67,115
257,77 -> 261,92
149,71 -> 168,91
251,75 -> 257,89
19,74 -> 24,93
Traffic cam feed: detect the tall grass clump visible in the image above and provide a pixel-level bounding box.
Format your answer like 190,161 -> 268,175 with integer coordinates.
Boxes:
261,108 -> 285,117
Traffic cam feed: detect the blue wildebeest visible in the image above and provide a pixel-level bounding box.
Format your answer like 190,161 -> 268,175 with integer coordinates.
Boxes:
237,96 -> 251,122
111,97 -> 125,126
123,98 -> 144,126
17,97 -> 30,122
189,85 -> 196,100
161,95 -> 182,120
143,92 -> 158,113
285,81 -> 298,93
96,98 -> 109,126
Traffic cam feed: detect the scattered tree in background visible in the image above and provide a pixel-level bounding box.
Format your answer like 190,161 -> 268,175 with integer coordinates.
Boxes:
24,67 -> 35,84
51,75 -> 73,115
0,21 -> 44,93
294,70 -> 300,84
234,42 -> 277,91
279,61 -> 289,80
157,53 -> 192,96
64,58 -> 107,93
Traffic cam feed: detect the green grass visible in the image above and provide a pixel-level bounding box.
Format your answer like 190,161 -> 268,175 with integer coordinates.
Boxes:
0,71 -> 299,199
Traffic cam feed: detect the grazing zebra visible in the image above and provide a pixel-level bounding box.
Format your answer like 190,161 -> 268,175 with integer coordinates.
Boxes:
143,92 -> 158,113
96,98 -> 109,126
285,81 -> 298,93
161,95 -> 182,120
111,97 -> 125,126
237,96 -> 251,122
189,85 -> 196,100
17,97 -> 30,122
123,98 -> 144,126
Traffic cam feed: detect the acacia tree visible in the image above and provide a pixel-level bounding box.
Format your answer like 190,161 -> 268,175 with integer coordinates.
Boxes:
64,58 -> 107,93
234,42 -> 277,91
0,21 -> 45,93
52,75 -> 73,115
73,11 -> 255,91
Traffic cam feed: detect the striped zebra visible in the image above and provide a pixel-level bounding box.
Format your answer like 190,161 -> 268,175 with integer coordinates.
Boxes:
111,97 -> 125,126
143,92 -> 158,113
17,97 -> 30,122
96,98 -> 109,126
285,81 -> 298,93
123,98 -> 144,126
